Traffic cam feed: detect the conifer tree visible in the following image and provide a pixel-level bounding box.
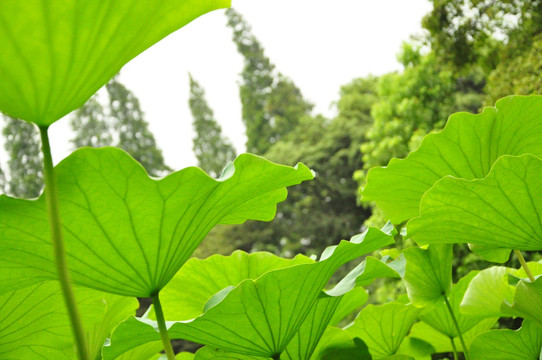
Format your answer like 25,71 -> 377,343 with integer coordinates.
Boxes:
70,95 -> 113,148
106,77 -> 170,176
2,116 -> 43,198
225,8 -> 312,154
189,75 -> 236,177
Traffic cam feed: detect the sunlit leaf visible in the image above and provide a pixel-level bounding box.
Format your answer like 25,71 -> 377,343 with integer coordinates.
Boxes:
461,262 -> 542,319
104,227 -> 394,359
346,302 -> 419,359
403,245 -> 453,306
362,95 -> 542,223
0,148 -> 313,296
0,281 -> 137,359
0,0 -> 229,125
409,155 -> 542,255
470,320 -> 542,360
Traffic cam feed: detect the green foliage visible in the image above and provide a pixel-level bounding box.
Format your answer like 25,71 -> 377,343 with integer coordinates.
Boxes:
104,227 -> 394,359
225,77 -> 378,255
2,0 -> 542,358
225,8 -> 312,154
422,0 -> 542,71
189,75 -> 236,177
486,34 -> 542,103
2,116 -> 43,197
0,0 -> 230,126
358,47 -> 484,226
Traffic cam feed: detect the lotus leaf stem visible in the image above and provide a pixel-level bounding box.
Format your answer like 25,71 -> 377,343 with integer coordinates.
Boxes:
39,126 -> 89,360
151,292 -> 176,360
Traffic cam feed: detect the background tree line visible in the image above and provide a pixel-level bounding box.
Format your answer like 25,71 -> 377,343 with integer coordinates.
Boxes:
1,1 -> 541,264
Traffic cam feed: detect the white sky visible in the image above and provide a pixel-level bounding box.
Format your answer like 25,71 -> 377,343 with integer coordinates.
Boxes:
48,0 -> 432,170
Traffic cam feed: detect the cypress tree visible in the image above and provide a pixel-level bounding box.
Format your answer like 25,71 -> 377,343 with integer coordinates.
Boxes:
70,95 -> 114,148
225,9 -> 312,154
2,116 -> 43,198
106,77 -> 170,176
189,75 -> 236,177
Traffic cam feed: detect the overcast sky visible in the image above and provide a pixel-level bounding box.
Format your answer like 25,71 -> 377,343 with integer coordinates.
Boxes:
48,0 -> 432,170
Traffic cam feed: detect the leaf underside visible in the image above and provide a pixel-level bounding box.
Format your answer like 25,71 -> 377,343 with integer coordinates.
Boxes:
0,148 -> 313,297
0,0 -> 230,125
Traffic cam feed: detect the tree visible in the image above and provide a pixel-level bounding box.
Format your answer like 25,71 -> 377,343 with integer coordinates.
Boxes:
225,8 -> 312,154
422,0 -> 542,71
189,75 -> 236,177
208,77 -> 378,256
70,95 -> 114,148
2,116 -> 43,198
106,77 -> 170,176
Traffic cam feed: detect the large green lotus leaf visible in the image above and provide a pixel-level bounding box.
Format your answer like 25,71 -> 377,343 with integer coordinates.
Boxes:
501,277 -> 542,328
403,245 -> 453,306
0,0 -> 229,125
470,320 -> 542,360
408,154 -> 542,253
0,148 -> 313,296
420,271 -> 497,339
158,251 -> 314,320
346,302 -> 419,359
408,318 -> 497,355
461,263 -> 542,319
362,95 -> 542,224
0,281 -> 137,359
103,227 -> 394,359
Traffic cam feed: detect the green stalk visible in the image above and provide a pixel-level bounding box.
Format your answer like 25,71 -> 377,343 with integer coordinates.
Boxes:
443,296 -> 469,360
39,126 -> 89,360
514,250 -> 536,282
151,292 -> 176,360
450,337 -> 458,360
